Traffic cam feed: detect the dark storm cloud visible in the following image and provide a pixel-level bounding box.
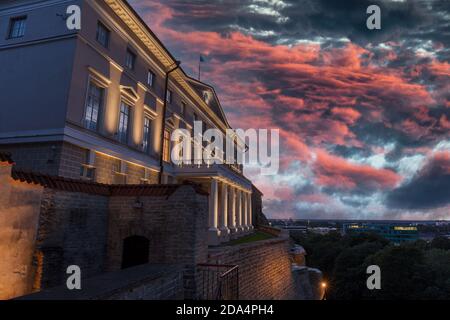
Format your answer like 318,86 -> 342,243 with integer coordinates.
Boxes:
387,152 -> 450,209
157,0 -> 449,47
131,0 -> 450,219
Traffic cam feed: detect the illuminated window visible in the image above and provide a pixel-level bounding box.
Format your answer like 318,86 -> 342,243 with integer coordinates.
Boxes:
118,102 -> 131,144
143,116 -> 152,153
80,165 -> 95,180
163,129 -> 171,162
9,16 -> 26,39
84,81 -> 104,131
126,49 -> 136,69
96,22 -> 110,48
147,70 -> 155,87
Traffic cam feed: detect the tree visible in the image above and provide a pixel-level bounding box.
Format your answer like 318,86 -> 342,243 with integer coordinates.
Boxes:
431,236 -> 450,250
364,246 -> 432,299
331,242 -> 385,300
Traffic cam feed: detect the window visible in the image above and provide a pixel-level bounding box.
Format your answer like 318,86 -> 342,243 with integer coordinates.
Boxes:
96,22 -> 110,48
181,102 -> 186,118
80,150 -> 96,180
163,129 -> 171,162
8,16 -> 27,39
80,165 -> 96,180
113,159 -> 127,184
143,116 -> 152,153
147,70 -> 155,87
166,90 -> 173,104
118,102 -> 131,143
126,49 -> 136,69
84,81 -> 104,131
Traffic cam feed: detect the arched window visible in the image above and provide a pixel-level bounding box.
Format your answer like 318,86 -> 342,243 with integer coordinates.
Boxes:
121,235 -> 150,269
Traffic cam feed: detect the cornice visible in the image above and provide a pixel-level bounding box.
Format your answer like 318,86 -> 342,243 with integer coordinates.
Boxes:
103,0 -> 230,132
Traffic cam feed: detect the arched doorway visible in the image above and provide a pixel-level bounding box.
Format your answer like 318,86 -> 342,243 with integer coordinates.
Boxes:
121,235 -> 150,269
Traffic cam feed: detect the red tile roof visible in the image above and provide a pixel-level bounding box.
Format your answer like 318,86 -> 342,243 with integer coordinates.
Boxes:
110,184 -> 180,197
12,170 -> 111,195
0,152 -> 14,164
10,169 -> 208,197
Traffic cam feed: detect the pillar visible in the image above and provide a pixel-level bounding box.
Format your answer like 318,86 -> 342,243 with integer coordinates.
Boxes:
228,186 -> 238,238
243,191 -> 249,232
248,192 -> 253,230
219,182 -> 230,242
236,189 -> 243,233
208,178 -> 220,245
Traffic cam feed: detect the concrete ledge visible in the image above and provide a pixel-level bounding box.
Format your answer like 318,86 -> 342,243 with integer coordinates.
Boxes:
18,264 -> 184,300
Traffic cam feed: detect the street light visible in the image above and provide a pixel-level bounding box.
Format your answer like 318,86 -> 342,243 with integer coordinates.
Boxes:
321,281 -> 327,300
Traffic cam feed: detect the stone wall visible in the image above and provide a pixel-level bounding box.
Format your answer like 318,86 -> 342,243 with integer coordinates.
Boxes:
107,185 -> 209,298
20,264 -> 184,300
0,142 -> 160,184
0,163 -> 44,299
0,142 -> 64,176
34,189 -> 109,290
207,230 -> 296,300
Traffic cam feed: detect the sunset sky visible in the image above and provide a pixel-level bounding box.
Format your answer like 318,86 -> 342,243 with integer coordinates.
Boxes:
131,0 -> 450,220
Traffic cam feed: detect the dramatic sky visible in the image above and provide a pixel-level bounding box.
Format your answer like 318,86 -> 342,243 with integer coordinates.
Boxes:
130,0 -> 450,220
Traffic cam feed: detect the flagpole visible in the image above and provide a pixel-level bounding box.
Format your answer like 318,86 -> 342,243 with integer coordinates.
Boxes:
198,56 -> 201,81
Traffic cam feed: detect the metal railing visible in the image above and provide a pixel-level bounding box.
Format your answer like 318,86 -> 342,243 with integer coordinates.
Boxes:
197,263 -> 239,300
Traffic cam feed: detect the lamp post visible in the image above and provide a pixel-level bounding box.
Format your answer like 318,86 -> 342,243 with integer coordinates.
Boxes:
158,61 -> 181,184
321,281 -> 327,300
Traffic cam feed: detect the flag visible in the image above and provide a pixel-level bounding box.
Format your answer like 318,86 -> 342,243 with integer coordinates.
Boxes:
198,55 -> 206,80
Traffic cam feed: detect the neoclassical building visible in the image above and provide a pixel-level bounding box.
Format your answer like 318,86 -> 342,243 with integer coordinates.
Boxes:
0,0 -> 254,245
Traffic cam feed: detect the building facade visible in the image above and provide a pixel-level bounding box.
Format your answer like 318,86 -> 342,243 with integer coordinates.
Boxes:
343,223 -> 419,244
0,0 -> 254,245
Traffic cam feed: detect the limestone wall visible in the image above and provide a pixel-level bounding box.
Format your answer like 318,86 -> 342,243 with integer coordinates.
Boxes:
0,164 -> 43,299
34,189 -> 109,290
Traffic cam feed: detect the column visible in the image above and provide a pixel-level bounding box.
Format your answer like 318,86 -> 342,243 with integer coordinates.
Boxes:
208,178 -> 221,245
219,182 -> 230,242
243,191 -> 249,232
248,192 -> 253,230
228,186 -> 238,238
236,189 -> 243,233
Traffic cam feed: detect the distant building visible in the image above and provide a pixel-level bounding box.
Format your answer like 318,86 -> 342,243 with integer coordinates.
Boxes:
309,227 -> 337,235
343,223 -> 418,244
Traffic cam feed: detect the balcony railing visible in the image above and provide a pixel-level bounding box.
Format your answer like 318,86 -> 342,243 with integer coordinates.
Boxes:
174,159 -> 243,175
197,264 -> 239,300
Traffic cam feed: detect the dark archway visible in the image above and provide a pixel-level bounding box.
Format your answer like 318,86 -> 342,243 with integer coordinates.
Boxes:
121,235 -> 150,269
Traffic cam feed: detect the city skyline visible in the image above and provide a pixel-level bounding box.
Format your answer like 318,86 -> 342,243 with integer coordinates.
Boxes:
131,0 -> 450,220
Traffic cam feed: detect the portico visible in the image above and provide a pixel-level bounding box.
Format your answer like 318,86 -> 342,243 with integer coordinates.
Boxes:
173,163 -> 253,246
208,177 -> 253,245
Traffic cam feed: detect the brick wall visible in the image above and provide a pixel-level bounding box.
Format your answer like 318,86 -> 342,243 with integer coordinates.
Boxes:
207,231 -> 296,300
